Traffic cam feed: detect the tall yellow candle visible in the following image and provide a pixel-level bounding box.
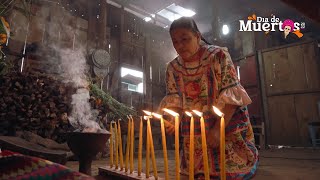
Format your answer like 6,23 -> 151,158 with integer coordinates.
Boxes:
220,116 -> 226,180
114,122 -> 119,169
125,117 -> 131,172
200,116 -> 209,180
160,116 -> 169,180
147,115 -> 158,179
130,117 -> 134,174
146,117 -> 150,178
213,106 -> 226,180
193,110 -> 209,180
163,108 -> 180,180
118,119 -> 124,170
175,115 -> 180,180
153,112 -> 168,179
185,112 -> 194,180
138,117 -> 143,176
109,122 -> 113,168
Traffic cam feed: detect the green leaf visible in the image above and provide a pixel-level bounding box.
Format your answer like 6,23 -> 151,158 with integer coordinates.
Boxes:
89,84 -> 137,121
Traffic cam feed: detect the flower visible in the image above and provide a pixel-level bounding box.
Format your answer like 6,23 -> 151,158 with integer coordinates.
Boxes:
0,16 -> 10,47
185,81 -> 201,99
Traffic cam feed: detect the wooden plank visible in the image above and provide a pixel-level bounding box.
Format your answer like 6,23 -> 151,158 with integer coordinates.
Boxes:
294,93 -> 320,146
99,166 -> 163,180
303,42 -> 320,90
267,89 -> 320,97
0,136 -> 67,164
286,45 -> 308,91
238,55 -> 258,87
28,16 -> 46,43
260,40 -> 316,53
257,50 -> 270,146
267,95 -> 299,145
246,87 -> 262,119
262,45 -> 308,95
262,48 -> 286,95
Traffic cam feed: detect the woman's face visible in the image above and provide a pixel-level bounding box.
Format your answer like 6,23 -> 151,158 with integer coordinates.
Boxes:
170,28 -> 200,60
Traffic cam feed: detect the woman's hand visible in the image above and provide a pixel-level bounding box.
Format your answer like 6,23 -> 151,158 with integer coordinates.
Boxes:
162,115 -> 176,135
206,127 -> 220,148
164,121 -> 175,135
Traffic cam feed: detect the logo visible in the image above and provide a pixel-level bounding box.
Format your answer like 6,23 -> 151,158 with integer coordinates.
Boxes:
239,14 -> 304,39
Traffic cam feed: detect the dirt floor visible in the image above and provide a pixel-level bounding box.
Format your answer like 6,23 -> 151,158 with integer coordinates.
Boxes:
66,148 -> 320,180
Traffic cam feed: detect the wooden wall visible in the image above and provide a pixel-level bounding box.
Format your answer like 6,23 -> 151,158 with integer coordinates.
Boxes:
258,40 -> 320,146
234,54 -> 263,125
2,2 -> 177,133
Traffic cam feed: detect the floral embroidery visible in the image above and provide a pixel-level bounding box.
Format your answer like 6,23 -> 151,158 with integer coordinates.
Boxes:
185,81 -> 201,99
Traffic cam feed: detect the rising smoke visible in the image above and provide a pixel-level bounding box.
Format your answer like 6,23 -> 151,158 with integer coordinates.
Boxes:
58,47 -> 102,131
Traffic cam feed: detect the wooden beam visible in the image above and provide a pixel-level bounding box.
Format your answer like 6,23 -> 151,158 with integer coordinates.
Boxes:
280,0 -> 320,24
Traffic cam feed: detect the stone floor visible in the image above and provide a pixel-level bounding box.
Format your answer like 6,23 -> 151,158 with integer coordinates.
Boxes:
66,148 -> 320,180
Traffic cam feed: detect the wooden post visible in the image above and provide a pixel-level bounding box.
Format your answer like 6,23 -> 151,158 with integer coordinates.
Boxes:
257,50 -> 269,148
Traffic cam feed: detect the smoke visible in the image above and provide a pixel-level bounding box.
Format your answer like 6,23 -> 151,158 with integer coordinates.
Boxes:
58,47 -> 89,88
25,3 -> 104,132
57,47 -> 103,131
69,88 -> 101,130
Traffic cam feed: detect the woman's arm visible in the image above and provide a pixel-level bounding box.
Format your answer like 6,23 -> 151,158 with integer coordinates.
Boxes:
158,62 -> 182,135
207,48 -> 251,148
207,104 -> 237,148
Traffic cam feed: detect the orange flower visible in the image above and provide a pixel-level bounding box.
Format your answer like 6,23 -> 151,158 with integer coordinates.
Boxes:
0,34 -> 7,38
0,33 -> 6,44
0,39 -> 6,44
95,98 -> 102,106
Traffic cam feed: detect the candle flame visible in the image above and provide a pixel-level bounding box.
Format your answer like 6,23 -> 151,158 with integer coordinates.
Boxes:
143,110 -> 152,116
212,106 -> 224,117
152,112 -> 162,119
185,111 -> 192,117
163,108 -> 179,117
143,116 -> 148,120
192,110 -> 203,117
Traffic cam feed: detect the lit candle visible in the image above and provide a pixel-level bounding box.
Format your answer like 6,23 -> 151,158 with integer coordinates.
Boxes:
146,116 -> 150,178
193,110 -> 209,180
125,116 -> 131,172
163,108 -> 180,180
118,119 -> 124,170
147,116 -> 158,179
130,116 -> 134,174
114,122 -> 119,169
138,116 -> 143,176
153,112 -> 169,180
109,122 -> 114,168
143,111 -> 158,179
213,106 -> 226,180
185,112 -> 194,180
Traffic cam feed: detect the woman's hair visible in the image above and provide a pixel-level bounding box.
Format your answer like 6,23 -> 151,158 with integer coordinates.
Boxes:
282,19 -> 294,32
169,17 -> 211,45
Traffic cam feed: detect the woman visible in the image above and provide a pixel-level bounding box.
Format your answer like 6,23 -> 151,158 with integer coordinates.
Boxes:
159,17 -> 258,179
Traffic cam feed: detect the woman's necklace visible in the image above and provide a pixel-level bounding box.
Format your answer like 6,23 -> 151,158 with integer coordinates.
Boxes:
183,59 -> 202,76
182,48 -> 203,76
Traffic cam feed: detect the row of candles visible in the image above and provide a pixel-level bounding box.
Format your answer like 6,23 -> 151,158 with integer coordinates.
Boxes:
109,106 -> 226,180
